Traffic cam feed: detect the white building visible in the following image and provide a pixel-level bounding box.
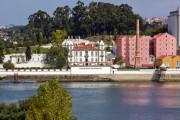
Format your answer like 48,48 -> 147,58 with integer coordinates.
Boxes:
3,54 -> 47,68
168,7 -> 180,48
62,37 -> 93,47
63,38 -> 106,66
3,54 -> 26,64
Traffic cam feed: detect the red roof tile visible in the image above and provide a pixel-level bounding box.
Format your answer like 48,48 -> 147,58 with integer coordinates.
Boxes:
74,44 -> 96,50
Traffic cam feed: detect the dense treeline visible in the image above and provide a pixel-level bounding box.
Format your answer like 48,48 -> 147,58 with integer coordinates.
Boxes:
13,1 -> 142,45
4,1 -> 167,46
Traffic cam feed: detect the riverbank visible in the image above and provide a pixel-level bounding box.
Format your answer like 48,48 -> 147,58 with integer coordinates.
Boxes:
1,69 -> 180,82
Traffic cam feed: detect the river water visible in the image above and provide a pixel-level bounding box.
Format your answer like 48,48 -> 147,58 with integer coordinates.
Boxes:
0,81 -> 180,120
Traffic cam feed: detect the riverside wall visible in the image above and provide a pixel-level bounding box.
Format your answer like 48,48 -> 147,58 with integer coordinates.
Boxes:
1,69 -> 180,82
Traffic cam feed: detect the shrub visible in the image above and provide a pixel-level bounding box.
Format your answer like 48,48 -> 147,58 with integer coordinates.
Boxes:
3,61 -> 15,70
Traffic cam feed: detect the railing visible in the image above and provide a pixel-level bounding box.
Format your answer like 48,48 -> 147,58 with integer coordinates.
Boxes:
0,68 -> 70,72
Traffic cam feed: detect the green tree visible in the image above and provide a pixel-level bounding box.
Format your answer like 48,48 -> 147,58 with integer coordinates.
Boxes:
53,6 -> 71,34
0,100 -> 30,120
27,10 -> 51,44
36,32 -> 44,46
28,10 -> 51,31
72,1 -> 89,36
51,30 -> 67,47
3,61 -> 15,70
143,22 -> 167,36
25,80 -> 73,120
0,39 -> 4,63
46,47 -> 67,69
46,30 -> 68,69
25,46 -> 32,62
114,56 -> 124,67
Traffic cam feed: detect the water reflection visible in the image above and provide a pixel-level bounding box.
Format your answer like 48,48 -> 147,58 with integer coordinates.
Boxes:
120,83 -> 180,109
0,82 -> 180,120
157,84 -> 180,108
121,83 -> 151,106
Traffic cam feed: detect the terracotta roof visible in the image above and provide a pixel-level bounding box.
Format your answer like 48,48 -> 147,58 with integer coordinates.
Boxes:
156,55 -> 167,60
172,56 -> 180,58
74,44 -> 96,50
157,55 -> 176,60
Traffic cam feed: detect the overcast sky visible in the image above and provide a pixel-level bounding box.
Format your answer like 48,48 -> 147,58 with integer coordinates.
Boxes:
0,0 -> 180,25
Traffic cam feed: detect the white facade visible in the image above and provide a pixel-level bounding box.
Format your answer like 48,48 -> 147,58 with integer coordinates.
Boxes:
3,54 -> 26,64
3,54 -> 47,68
63,39 -> 106,66
168,7 -> 180,47
71,67 -> 111,74
62,37 -> 94,47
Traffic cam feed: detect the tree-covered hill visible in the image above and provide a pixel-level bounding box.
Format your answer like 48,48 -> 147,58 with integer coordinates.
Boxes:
3,1 -> 167,47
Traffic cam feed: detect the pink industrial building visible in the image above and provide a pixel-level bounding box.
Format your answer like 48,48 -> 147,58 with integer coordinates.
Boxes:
116,35 -> 151,67
116,33 -> 177,67
151,33 -> 176,58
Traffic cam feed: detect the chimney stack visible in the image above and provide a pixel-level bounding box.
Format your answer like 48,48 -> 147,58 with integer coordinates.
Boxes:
136,19 -> 140,41
135,19 -> 141,68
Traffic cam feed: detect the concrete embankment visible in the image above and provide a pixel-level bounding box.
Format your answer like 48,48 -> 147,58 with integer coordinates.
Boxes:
1,69 -> 180,82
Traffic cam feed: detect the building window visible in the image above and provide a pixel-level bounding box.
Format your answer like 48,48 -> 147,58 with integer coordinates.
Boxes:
91,51 -> 93,56
70,45 -> 72,49
91,58 -> 93,62
80,58 -> 82,62
96,51 -> 98,56
101,51 -> 104,56
101,58 -> 103,62
80,51 -> 82,56
176,61 -> 180,68
76,51 -> 78,56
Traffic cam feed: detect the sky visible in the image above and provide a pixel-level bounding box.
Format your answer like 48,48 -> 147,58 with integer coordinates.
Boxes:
0,0 -> 180,25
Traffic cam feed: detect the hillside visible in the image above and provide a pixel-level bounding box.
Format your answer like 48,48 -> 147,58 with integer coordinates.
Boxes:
85,35 -> 115,46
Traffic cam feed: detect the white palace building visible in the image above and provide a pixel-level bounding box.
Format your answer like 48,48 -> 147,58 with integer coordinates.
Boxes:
62,37 -> 106,66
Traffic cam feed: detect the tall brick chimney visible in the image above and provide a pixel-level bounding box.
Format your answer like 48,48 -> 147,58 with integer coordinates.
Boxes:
135,19 -> 141,68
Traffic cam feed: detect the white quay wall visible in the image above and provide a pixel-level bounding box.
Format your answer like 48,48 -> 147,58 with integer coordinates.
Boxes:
0,68 -> 180,76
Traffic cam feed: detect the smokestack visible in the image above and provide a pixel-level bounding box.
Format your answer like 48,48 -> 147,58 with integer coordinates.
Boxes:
136,19 -> 140,41
135,19 -> 140,68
